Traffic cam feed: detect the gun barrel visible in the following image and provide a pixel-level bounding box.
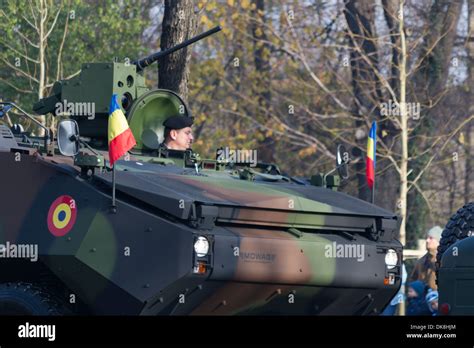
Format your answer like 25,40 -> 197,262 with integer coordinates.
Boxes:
134,26 -> 221,72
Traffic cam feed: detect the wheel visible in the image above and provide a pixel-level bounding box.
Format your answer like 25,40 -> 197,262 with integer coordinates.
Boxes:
0,282 -> 65,315
436,202 -> 474,281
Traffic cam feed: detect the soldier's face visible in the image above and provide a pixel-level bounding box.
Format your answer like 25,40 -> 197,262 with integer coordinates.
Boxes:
169,127 -> 193,150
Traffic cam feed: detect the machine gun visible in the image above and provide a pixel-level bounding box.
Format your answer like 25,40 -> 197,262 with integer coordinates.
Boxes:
133,26 -> 221,72
32,26 -> 221,149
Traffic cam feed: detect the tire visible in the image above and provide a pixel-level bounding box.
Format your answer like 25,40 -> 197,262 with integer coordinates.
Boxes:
436,202 -> 474,281
0,282 -> 65,315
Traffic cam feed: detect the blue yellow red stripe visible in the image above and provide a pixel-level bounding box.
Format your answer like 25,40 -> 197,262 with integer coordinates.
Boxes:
108,94 -> 136,165
366,121 -> 376,189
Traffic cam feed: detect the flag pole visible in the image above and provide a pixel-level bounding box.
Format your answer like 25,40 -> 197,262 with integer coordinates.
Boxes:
371,121 -> 377,204
111,163 -> 117,213
372,181 -> 375,204
107,93 -> 136,214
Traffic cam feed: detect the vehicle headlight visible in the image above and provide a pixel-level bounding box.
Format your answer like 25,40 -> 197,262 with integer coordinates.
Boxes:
194,236 -> 209,257
385,249 -> 398,269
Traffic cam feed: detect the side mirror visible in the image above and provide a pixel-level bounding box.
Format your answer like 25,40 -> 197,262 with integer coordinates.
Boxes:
336,144 -> 349,179
57,120 -> 80,156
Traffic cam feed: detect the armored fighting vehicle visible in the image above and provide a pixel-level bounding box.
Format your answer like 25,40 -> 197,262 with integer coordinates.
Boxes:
436,202 -> 474,315
0,26 -> 402,315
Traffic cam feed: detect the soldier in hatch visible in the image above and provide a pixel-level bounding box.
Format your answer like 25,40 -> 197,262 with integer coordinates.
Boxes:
159,115 -> 194,152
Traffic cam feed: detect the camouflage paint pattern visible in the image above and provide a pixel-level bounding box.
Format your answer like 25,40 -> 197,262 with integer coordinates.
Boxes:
0,145 -> 402,315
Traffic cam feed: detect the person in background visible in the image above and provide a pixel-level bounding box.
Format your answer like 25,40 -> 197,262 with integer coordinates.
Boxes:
425,290 -> 439,316
410,225 -> 443,290
406,280 -> 432,316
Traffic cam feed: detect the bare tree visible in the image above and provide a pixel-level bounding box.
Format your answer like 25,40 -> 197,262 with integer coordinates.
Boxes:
344,0 -> 382,202
217,0 -> 470,242
250,0 -> 276,163
186,1 -> 471,253
0,0 -> 66,135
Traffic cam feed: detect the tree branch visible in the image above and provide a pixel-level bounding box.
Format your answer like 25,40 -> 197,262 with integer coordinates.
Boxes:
15,28 -> 39,48
0,77 -> 34,93
408,115 -> 474,191
44,6 -> 62,42
0,40 -> 40,63
286,15 -> 350,112
56,1 -> 69,80
1,58 -> 39,83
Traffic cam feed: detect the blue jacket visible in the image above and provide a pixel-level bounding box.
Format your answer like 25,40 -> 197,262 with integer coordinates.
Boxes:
407,296 -> 432,316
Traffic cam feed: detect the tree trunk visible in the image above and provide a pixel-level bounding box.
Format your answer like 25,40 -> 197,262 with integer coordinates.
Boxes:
37,0 -> 46,136
466,0 -> 474,204
411,0 -> 463,148
158,0 -> 197,102
379,0 -> 402,213
399,0 -> 408,247
251,0 -> 275,163
420,0 -> 463,98
344,0 -> 380,202
449,159 -> 457,212
382,0 -> 400,95
465,123 -> 473,204
398,1 -> 408,317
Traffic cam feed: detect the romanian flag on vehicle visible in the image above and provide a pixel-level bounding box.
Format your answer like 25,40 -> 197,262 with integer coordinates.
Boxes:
366,121 -> 376,189
108,94 -> 136,166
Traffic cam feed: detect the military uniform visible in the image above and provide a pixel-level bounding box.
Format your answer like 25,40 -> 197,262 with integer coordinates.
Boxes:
158,115 -> 194,158
157,142 -> 170,158
163,115 -> 194,130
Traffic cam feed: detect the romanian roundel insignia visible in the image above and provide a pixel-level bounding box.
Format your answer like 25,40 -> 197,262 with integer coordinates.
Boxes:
47,195 -> 77,237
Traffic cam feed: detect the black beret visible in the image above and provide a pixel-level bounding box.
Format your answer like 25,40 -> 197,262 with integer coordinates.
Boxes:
163,115 -> 194,129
